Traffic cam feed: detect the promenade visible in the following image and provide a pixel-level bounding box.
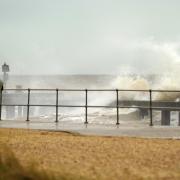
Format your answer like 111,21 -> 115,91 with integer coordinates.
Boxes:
1,120 -> 180,139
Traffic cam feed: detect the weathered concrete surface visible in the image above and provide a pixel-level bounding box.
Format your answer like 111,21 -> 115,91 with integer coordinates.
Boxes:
1,120 -> 180,139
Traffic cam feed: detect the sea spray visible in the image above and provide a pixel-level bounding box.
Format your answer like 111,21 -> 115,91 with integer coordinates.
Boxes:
111,76 -> 150,100
153,76 -> 180,101
85,76 -> 150,118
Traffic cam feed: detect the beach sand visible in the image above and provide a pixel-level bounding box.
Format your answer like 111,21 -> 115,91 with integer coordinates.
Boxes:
1,128 -> 180,179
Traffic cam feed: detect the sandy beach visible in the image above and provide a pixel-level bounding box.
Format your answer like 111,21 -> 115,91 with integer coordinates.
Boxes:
1,128 -> 180,179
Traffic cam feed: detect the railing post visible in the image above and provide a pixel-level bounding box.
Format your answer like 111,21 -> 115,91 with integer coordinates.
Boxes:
149,89 -> 153,126
84,89 -> 88,124
55,88 -> 59,123
0,86 -> 3,121
116,89 -> 120,125
26,88 -> 30,121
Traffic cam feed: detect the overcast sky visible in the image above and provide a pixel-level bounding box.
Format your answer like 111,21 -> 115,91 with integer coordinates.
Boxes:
1,0 -> 180,75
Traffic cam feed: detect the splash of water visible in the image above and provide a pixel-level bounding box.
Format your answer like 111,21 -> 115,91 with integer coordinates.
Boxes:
153,76 -> 180,101
112,76 -> 150,100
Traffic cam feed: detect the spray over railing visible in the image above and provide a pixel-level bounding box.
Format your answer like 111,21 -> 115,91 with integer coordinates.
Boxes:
1,88 -> 180,126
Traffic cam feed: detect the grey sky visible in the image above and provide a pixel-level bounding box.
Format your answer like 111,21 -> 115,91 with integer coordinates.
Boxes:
0,0 -> 180,75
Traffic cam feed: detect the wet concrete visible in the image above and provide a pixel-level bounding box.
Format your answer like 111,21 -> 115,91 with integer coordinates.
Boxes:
1,120 -> 180,139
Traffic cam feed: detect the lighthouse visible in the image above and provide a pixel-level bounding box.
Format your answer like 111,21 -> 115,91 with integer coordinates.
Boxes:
2,62 -> 9,89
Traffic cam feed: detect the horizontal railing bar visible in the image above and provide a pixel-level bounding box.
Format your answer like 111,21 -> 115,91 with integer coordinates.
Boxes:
1,104 -> 27,106
29,104 -> 56,107
27,104 -> 85,107
3,89 -> 148,92
29,89 -> 58,91
32,105 -> 85,107
3,89 -> 28,91
3,89 -> 180,92
151,100 -> 180,102
2,104 -> 180,110
86,89 -> 116,92
1,104 -> 143,108
88,89 -> 149,92
3,89 -> 85,91
4,89 -> 56,91
87,106 -> 148,108
152,90 -> 180,93
1,104 -> 114,108
31,89 -> 85,91
152,107 -> 180,110
2,104 -> 56,107
2,103 -> 180,109
56,89 -> 86,91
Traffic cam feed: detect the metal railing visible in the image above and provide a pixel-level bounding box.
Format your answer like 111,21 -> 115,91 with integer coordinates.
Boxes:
0,88 -> 180,126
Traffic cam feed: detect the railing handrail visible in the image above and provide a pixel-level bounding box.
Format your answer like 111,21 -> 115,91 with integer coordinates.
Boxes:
3,88 -> 180,93
1,88 -> 180,126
